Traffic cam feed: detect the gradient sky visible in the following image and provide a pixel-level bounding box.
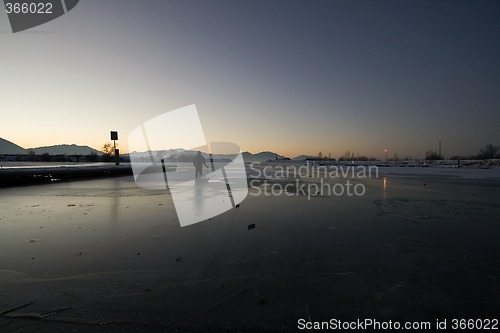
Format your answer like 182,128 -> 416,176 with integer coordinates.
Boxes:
1,0 -> 499,159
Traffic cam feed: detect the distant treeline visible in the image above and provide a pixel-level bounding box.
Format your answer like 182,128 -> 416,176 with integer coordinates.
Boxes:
333,144 -> 499,162
164,153 -> 198,162
0,152 -> 129,163
426,144 -> 500,161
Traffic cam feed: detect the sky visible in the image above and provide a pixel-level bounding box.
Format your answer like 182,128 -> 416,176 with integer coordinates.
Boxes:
1,0 -> 499,159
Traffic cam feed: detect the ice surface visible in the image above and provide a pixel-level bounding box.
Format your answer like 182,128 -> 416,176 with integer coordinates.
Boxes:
0,168 -> 499,331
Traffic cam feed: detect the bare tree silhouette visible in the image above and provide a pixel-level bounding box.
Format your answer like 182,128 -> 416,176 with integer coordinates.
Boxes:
478,144 -> 499,159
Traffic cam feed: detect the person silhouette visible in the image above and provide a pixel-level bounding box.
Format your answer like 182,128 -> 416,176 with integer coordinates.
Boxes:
193,151 -> 208,178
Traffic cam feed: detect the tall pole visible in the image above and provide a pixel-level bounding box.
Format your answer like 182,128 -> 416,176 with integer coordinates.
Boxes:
110,131 -> 119,166
209,153 -> 215,172
385,149 -> 388,164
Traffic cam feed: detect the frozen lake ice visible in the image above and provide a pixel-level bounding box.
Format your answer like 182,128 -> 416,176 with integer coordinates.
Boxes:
0,166 -> 499,331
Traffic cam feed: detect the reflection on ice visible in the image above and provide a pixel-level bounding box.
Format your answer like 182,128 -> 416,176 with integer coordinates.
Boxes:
166,153 -> 248,227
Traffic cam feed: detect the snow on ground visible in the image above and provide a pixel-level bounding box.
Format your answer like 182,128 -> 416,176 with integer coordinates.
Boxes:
248,160 -> 500,180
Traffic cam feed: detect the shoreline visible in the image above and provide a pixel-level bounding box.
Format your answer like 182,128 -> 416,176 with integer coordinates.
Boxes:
0,164 -> 133,187
2,161 -> 500,188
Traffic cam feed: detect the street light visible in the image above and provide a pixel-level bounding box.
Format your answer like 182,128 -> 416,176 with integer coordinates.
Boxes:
385,149 -> 388,165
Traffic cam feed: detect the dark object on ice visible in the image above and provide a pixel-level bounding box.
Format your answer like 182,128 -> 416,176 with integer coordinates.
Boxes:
137,252 -> 141,256
424,183 -> 427,186
235,204 -> 240,208
248,223 -> 255,230
175,257 -> 182,262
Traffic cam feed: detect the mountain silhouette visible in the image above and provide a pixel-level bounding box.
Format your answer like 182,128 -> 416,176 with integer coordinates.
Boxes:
0,137 -> 101,155
28,144 -> 101,155
0,137 -> 26,154
241,151 -> 287,163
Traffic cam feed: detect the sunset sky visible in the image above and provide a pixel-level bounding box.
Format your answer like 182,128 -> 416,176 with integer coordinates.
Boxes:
1,0 -> 499,159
